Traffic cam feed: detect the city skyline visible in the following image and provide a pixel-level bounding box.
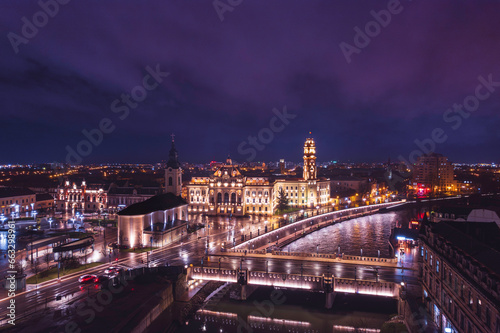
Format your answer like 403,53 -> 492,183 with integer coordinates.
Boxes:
2,1 -> 500,164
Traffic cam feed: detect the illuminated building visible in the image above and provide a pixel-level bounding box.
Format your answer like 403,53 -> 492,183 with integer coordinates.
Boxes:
412,153 -> 456,194
303,137 -> 317,180
55,179 -> 107,213
187,136 -> 330,216
107,185 -> 161,213
279,159 -> 286,174
117,136 -> 188,248
117,193 -> 188,248
0,188 -> 36,217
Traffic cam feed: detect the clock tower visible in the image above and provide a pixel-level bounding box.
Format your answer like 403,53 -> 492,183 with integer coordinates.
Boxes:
303,136 -> 317,180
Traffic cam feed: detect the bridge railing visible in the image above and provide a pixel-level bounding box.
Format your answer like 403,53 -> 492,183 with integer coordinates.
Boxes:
224,249 -> 397,264
188,266 -> 400,298
334,278 -> 400,298
189,267 -> 238,282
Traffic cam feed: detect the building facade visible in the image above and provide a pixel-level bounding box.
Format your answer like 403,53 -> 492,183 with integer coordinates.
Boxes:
412,153 -> 456,194
0,188 -> 37,217
55,180 -> 107,213
420,221 -> 500,333
186,137 -> 330,216
107,185 -> 161,213
35,193 -> 54,212
117,193 -> 188,248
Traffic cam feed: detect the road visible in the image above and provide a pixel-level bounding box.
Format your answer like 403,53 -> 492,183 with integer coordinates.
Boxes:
0,222 -> 418,326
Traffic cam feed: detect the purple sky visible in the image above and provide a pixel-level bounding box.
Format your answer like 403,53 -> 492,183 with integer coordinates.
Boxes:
1,0 -> 500,164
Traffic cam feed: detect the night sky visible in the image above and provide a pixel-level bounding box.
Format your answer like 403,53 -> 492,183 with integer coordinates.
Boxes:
1,0 -> 500,164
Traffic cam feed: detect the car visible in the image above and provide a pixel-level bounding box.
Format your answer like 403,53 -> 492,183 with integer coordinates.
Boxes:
94,275 -> 110,284
78,274 -> 97,284
107,242 -> 118,249
104,266 -> 123,275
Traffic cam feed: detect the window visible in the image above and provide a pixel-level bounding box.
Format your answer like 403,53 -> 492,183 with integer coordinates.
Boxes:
231,193 -> 236,204
168,177 -> 173,186
224,193 -> 229,204
425,250 -> 428,261
436,260 -> 440,273
217,193 -> 222,203
430,255 -> 433,266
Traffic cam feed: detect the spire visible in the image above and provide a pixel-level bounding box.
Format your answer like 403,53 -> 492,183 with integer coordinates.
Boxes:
226,154 -> 232,165
167,134 -> 180,169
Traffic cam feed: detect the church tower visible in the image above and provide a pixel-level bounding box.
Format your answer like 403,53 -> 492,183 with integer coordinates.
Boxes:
165,134 -> 182,196
303,135 -> 317,180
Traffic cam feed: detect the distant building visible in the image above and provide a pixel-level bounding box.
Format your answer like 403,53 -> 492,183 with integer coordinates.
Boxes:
0,188 -> 36,217
279,159 -> 286,174
55,179 -> 107,213
412,153 -> 456,194
330,176 -> 367,193
420,220 -> 500,333
107,184 -> 161,213
186,136 -> 330,216
165,136 -> 182,196
35,193 -> 54,212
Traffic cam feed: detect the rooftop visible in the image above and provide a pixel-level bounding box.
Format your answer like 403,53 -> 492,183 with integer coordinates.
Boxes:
431,221 -> 500,277
35,193 -> 54,201
0,187 -> 36,199
118,192 -> 187,216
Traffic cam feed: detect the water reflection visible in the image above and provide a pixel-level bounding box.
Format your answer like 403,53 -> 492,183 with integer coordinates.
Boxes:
178,286 -> 396,333
187,309 -> 382,333
283,212 -> 404,258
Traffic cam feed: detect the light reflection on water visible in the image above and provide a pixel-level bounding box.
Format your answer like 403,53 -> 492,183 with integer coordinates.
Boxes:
283,212 -> 404,258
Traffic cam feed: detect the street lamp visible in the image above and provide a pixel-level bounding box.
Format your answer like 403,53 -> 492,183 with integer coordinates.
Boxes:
48,218 -> 53,230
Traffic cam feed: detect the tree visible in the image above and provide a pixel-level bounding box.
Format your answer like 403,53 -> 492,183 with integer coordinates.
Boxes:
276,187 -> 289,213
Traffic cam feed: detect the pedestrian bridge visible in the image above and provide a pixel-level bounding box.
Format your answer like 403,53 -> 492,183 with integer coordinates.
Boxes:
188,266 -> 400,298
